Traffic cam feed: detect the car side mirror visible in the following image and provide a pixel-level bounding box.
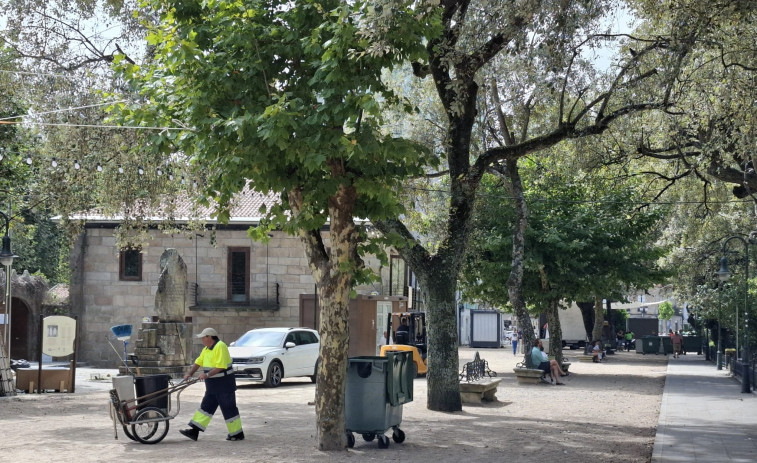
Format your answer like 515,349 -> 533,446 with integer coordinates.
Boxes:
285,341 -> 296,349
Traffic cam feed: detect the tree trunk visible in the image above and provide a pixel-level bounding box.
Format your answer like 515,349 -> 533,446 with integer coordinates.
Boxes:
545,299 -> 563,365
502,158 -> 536,352
290,184 -> 359,451
592,295 -> 604,344
577,301 -> 595,341
313,285 -> 350,450
416,269 -> 462,412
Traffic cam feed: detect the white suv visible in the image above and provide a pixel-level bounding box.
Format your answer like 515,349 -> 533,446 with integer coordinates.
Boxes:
228,327 -> 320,387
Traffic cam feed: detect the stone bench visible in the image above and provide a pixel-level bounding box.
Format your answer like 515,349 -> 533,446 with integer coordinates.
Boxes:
459,377 -> 502,403
458,351 -> 499,403
513,356 -> 570,383
513,367 -> 547,384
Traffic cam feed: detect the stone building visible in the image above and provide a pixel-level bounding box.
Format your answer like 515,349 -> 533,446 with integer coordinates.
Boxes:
67,195 -> 400,367
1,269 -> 49,362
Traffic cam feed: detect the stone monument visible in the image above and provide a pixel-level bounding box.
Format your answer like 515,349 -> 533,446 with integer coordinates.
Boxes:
119,249 -> 193,378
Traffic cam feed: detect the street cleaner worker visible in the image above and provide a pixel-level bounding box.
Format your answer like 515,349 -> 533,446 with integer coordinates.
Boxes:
180,327 -> 244,442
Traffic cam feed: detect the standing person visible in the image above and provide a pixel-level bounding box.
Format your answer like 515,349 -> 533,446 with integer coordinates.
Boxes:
617,330 -> 625,349
511,329 -> 519,355
179,327 -> 244,442
625,330 -> 634,351
672,330 -> 684,359
378,331 -> 392,350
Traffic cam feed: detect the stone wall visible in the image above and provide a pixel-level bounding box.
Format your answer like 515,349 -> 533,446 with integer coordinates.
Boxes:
1,269 -> 49,361
73,226 -> 392,366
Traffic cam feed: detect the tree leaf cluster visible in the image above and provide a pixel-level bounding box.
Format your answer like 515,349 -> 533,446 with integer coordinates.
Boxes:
462,161 -> 670,314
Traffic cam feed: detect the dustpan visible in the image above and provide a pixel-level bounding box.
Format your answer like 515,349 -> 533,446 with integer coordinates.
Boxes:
111,324 -> 133,341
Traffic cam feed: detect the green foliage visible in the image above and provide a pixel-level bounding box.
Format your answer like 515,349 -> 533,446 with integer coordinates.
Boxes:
461,161 -> 671,312
658,300 -> 674,320
611,307 -> 629,335
112,0 -> 439,253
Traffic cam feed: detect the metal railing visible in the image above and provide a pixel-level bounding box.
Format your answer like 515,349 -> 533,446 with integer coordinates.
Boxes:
459,351 -> 497,382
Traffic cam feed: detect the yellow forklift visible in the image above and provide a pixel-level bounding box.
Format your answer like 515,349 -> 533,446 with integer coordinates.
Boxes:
379,312 -> 428,376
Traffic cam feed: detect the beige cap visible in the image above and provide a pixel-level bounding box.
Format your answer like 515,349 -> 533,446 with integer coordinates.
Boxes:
196,327 -> 218,338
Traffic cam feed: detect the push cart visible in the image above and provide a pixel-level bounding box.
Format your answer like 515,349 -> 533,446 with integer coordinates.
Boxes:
108,375 -> 198,444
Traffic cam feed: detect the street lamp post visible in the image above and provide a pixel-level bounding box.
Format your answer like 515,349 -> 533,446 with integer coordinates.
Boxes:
716,234 -> 756,393
717,280 -> 724,370
0,210 -> 17,362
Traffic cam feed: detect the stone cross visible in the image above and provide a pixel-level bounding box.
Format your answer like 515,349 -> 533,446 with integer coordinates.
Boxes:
155,249 -> 188,322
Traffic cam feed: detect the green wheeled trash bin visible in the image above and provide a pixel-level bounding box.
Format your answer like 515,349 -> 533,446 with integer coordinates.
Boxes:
682,336 -> 702,355
641,336 -> 660,355
345,351 -> 414,449
660,336 -> 673,355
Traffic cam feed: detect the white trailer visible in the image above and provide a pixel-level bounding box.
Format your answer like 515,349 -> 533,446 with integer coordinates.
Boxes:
559,304 -> 589,350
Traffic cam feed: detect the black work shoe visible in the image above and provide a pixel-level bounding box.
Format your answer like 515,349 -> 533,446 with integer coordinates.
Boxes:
226,431 -> 245,441
180,427 -> 199,441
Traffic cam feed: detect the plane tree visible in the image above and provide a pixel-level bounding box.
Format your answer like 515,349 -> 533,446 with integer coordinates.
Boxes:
110,0 -> 436,450
460,162 -> 669,364
372,0 -> 712,411
2,0 -> 744,418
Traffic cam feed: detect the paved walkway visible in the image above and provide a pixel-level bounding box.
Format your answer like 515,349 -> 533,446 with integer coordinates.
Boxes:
652,354 -> 757,462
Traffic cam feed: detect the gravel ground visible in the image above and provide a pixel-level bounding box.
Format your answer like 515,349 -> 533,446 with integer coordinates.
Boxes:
0,346 -> 666,462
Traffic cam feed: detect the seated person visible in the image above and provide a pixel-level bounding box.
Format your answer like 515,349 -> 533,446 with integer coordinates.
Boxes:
530,339 -> 568,385
592,340 -> 603,363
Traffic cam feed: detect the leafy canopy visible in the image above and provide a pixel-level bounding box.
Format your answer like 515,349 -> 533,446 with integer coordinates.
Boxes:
658,300 -> 674,320
113,0 -> 439,244
462,158 -> 670,312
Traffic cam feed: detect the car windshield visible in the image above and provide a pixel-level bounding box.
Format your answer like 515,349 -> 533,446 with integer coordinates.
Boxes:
233,331 -> 285,347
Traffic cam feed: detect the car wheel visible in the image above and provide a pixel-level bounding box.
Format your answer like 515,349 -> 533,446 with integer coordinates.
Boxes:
310,360 -> 319,383
264,361 -> 283,387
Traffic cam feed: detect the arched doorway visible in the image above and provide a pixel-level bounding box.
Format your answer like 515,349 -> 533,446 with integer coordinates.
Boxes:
10,298 -> 31,360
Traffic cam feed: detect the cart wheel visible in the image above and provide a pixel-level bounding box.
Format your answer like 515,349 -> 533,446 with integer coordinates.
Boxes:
362,433 -> 375,442
122,425 -> 137,441
346,432 -> 355,448
392,428 -> 406,443
131,407 -> 169,444
377,434 -> 390,449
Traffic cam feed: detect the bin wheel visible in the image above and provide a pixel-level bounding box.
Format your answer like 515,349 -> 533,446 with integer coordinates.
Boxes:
392,428 -> 406,443
362,433 -> 375,442
346,432 -> 355,448
377,434 -> 390,449
131,407 -> 169,444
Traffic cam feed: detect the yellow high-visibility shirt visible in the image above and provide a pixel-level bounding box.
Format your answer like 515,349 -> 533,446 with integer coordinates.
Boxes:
195,341 -> 232,371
